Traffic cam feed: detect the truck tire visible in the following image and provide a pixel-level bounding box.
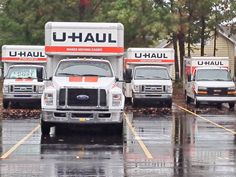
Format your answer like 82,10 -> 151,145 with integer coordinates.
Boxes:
41,118 -> 51,135
194,95 -> 200,108
132,98 -> 138,107
229,103 -> 235,110
167,100 -> 172,108
3,100 -> 9,109
185,92 -> 191,104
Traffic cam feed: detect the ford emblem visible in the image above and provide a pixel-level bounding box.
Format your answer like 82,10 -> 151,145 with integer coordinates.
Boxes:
76,94 -> 89,101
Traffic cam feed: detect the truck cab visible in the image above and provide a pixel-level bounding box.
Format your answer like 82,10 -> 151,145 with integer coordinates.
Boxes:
128,65 -> 172,107
41,22 -> 125,135
1,45 -> 46,108
184,57 -> 236,109
124,48 -> 175,108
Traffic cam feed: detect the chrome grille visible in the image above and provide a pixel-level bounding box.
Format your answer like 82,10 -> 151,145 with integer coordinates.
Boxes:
142,85 -> 163,93
10,85 -> 35,93
207,87 -> 228,96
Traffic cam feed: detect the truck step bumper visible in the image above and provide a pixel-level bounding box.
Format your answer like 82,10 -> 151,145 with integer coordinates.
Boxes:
41,110 -> 123,124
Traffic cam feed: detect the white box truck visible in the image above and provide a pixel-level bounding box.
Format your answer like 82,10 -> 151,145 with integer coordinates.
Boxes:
1,45 -> 47,108
124,48 -> 175,108
184,57 -> 236,108
41,22 -> 125,135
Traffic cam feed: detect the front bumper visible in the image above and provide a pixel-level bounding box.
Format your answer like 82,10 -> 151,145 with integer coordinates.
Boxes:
3,93 -> 42,102
41,109 -> 123,124
196,96 -> 236,103
133,93 -> 172,101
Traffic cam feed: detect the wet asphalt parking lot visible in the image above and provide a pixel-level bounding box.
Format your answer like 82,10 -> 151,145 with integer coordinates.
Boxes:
0,102 -> 236,177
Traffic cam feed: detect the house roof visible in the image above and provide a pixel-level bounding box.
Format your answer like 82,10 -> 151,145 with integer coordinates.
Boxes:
156,26 -> 236,48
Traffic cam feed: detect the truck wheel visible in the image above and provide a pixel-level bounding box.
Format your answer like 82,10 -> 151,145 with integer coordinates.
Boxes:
194,95 -> 200,108
167,101 -> 172,108
41,119 -> 51,135
132,98 -> 138,107
115,122 -> 123,135
3,100 -> 9,109
229,103 -> 235,110
185,93 -> 191,104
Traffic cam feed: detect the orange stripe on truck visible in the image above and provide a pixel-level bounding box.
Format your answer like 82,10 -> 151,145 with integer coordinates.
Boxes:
69,76 -> 98,82
16,78 -> 33,82
125,59 -> 175,63
45,46 -> 124,53
1,57 -> 46,62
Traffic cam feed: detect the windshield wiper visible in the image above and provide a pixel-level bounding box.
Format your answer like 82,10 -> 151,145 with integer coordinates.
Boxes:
214,79 -> 231,81
57,73 -> 80,76
80,74 -> 109,77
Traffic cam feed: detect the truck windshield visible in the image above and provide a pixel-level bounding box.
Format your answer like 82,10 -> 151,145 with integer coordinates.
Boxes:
135,67 -> 170,80
6,67 -> 38,79
195,69 -> 232,81
55,60 -> 113,77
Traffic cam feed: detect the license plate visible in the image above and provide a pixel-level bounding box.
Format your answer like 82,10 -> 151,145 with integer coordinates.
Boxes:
79,118 -> 86,122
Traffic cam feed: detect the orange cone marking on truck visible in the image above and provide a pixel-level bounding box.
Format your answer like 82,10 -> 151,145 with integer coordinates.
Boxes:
69,76 -> 98,82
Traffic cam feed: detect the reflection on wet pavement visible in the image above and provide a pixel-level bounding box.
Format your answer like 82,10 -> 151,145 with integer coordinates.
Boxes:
1,106 -> 236,177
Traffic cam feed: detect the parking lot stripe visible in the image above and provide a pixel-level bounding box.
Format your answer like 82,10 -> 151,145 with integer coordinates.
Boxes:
0,124 -> 40,159
177,105 -> 236,135
124,113 -> 153,159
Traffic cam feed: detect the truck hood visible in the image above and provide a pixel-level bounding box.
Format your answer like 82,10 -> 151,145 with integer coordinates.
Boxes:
53,76 -> 116,89
133,79 -> 172,86
195,81 -> 235,88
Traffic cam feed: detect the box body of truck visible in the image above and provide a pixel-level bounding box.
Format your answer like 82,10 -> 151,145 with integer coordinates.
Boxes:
184,57 -> 236,108
1,45 -> 46,108
41,22 -> 125,135
124,48 -> 175,107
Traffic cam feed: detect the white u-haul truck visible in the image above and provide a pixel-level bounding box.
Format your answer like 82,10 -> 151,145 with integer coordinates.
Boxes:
184,57 -> 236,108
1,45 -> 46,108
124,48 -> 175,108
41,22 -> 125,135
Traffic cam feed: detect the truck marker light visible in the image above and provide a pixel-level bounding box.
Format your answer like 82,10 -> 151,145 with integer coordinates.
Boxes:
197,91 -> 207,94
2,57 -> 47,62
227,90 -> 236,95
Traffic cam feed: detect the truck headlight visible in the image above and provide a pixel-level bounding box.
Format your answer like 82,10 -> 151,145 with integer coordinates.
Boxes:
198,86 -> 207,90
197,86 -> 207,95
228,87 -> 236,95
44,93 -> 53,105
3,85 -> 9,93
166,85 -> 172,93
38,85 -> 45,94
133,85 -> 141,92
112,94 -> 122,106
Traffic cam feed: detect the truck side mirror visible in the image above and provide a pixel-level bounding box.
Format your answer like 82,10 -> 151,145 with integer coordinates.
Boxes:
37,68 -> 43,82
125,69 -> 132,83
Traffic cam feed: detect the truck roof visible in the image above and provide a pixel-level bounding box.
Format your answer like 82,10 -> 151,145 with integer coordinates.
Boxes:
185,56 -> 229,60
45,22 -> 124,30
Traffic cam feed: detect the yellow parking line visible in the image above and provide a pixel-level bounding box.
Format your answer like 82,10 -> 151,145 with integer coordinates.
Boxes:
124,113 -> 153,159
0,124 -> 40,159
177,105 -> 236,135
